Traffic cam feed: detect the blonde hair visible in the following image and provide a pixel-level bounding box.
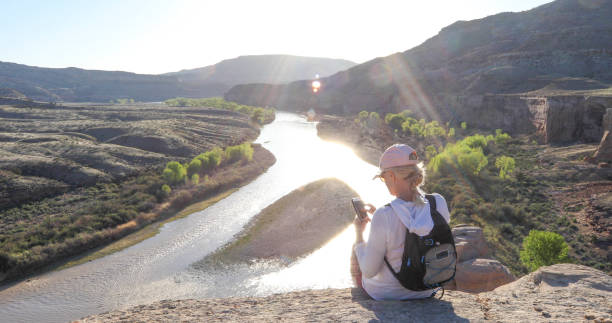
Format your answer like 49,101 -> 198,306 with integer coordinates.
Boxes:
387,162 -> 427,205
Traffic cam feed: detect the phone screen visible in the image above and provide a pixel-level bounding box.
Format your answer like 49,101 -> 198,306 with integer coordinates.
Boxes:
351,198 -> 368,220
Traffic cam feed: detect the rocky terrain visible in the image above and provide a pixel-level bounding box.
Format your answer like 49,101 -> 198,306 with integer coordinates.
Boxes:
79,263 -> 611,322
0,98 -> 279,281
0,55 -> 355,102
317,113 -> 612,274
0,98 -> 258,209
226,0 -> 612,146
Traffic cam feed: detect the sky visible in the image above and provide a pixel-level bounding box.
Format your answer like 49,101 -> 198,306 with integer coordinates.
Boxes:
0,0 -> 553,75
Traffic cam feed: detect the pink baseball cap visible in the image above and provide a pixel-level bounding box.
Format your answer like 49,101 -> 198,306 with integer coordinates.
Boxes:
373,144 -> 419,179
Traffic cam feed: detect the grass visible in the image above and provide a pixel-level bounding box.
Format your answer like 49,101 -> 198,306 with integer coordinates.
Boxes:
58,188 -> 237,270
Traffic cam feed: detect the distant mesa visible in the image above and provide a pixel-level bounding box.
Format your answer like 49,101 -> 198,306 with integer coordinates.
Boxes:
0,55 -> 356,102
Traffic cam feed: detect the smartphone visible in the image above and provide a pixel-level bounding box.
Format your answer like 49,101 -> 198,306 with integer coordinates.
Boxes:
351,197 -> 368,221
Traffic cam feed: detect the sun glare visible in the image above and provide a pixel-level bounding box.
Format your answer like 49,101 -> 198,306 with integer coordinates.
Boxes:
311,80 -> 321,93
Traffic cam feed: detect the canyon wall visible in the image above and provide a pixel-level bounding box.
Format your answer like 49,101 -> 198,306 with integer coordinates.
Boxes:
445,95 -> 612,144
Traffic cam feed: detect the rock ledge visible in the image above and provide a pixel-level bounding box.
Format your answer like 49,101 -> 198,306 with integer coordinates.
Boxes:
80,264 -> 611,322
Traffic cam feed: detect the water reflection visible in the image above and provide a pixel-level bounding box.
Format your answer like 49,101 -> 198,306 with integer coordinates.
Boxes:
0,112 -> 393,322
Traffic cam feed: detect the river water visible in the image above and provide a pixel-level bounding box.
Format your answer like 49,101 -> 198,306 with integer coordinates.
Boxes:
0,112 -> 393,322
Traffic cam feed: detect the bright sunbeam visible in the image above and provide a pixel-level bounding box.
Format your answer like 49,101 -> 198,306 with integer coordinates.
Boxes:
250,116 -> 393,293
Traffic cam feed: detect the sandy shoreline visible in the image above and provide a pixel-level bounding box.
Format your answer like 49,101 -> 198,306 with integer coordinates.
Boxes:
207,178 -> 358,264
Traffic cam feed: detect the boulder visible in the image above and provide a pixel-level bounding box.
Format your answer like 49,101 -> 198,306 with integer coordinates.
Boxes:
455,258 -> 516,293
452,225 -> 489,262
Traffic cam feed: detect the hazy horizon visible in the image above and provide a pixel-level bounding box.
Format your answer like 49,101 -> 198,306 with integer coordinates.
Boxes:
1,0 -> 552,75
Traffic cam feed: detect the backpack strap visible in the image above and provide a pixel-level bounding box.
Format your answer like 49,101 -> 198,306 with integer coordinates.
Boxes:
425,194 -> 436,212
425,194 -> 447,227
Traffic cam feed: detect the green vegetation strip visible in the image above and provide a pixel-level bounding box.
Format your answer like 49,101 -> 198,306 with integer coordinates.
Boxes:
165,97 -> 275,125
58,188 -> 237,270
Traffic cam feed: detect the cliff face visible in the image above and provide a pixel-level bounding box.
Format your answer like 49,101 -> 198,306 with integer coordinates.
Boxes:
225,0 -> 612,144
450,95 -> 612,144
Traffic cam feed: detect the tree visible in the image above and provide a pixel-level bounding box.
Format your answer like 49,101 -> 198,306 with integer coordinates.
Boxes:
385,113 -> 405,131
225,143 -> 254,163
463,134 -> 488,150
520,230 -> 569,272
187,158 -> 202,176
429,142 -> 488,176
162,161 -> 187,185
424,121 -> 446,138
358,110 -> 369,122
495,156 -> 516,179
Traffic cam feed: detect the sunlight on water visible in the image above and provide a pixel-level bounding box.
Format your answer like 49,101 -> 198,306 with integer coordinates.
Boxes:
0,112 -> 395,323
249,113 -> 393,294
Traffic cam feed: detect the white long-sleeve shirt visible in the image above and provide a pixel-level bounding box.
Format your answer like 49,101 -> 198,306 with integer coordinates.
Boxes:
354,193 -> 451,300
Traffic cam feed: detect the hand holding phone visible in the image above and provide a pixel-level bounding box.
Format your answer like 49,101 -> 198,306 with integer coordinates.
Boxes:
351,197 -> 368,221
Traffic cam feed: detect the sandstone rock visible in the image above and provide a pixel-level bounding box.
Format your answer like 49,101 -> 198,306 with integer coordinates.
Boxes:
452,225 -> 489,262
482,264 -> 612,322
455,258 -> 516,293
80,264 -> 611,323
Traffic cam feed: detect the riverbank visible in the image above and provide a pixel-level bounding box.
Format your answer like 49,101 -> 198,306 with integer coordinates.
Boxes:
206,178 -> 357,264
316,115 -> 387,166
0,144 -> 276,283
79,263 -> 612,322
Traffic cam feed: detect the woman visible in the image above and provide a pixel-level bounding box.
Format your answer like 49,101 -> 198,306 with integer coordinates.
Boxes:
351,143 -> 450,300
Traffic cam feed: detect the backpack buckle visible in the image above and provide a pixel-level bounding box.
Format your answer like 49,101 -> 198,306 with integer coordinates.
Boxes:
424,239 -> 434,246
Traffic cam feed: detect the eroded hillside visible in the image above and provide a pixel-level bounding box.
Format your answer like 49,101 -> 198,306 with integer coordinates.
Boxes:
0,99 -> 257,209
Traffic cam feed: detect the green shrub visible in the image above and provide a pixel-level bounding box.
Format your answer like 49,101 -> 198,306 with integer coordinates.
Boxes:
225,143 -> 254,163
425,145 -> 437,160
495,156 -> 516,179
424,121 -> 446,138
369,111 -> 380,121
429,142 -> 488,176
447,127 -> 455,138
196,147 -> 223,172
461,122 -> 467,130
162,161 -> 187,185
520,230 -> 569,272
164,97 -> 274,125
196,154 -> 211,171
191,174 -> 199,185
207,147 -> 223,167
187,159 -> 202,176
358,110 -> 369,122
462,134 -> 488,150
386,114 -> 406,131
494,129 -> 512,145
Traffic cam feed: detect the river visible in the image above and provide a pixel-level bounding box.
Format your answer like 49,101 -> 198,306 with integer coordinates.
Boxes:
0,112 -> 393,322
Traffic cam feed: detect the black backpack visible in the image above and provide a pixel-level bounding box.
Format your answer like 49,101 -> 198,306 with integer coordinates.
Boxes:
383,194 -> 457,291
